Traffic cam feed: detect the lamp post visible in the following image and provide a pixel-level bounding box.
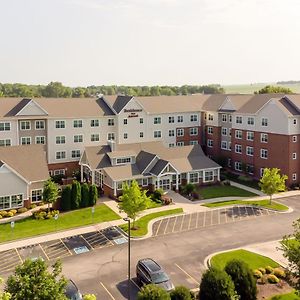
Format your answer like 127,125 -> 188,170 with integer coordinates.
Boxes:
123,217 -> 131,300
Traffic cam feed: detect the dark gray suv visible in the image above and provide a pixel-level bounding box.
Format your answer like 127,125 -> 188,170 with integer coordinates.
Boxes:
136,258 -> 174,292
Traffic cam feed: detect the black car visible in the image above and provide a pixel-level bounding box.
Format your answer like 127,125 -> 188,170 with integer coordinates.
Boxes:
136,258 -> 174,292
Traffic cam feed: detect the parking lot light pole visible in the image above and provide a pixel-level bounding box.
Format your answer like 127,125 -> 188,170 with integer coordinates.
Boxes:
123,217 -> 131,300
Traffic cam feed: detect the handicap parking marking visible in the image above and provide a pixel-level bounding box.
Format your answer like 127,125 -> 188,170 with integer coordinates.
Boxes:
73,246 -> 90,255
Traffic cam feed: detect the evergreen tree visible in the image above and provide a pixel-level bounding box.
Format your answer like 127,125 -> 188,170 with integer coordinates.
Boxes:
81,183 -> 90,208
89,185 -> 98,206
60,185 -> 71,211
71,181 -> 81,209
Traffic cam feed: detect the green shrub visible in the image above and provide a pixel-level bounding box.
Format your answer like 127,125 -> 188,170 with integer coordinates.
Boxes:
259,276 -> 267,285
81,183 -> 90,208
0,211 -> 8,217
258,267 -> 266,274
152,189 -> 164,202
89,185 -> 98,206
253,269 -> 263,279
199,268 -> 237,300
17,207 -> 28,213
30,204 -> 37,209
6,212 -> 14,217
71,181 -> 81,209
9,209 -> 17,215
137,284 -> 170,300
83,294 -> 97,300
267,274 -> 280,284
0,215 -> 2,219
61,185 -> 72,211
170,286 -> 192,300
265,266 -> 274,274
183,184 -> 195,196
273,268 -> 286,279
33,209 -> 59,220
225,259 -> 257,300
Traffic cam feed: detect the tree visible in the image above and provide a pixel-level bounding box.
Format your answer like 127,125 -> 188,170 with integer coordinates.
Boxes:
255,85 -> 293,94
281,218 -> 300,294
89,184 -> 98,206
137,284 -> 170,300
225,259 -> 257,300
118,180 -> 151,229
81,183 -> 90,208
5,259 -> 67,300
199,268 -> 237,300
43,179 -> 59,212
83,294 -> 97,300
183,183 -> 195,197
71,181 -> 81,209
0,278 -> 11,300
259,168 -> 288,204
60,185 -> 72,211
170,286 -> 192,300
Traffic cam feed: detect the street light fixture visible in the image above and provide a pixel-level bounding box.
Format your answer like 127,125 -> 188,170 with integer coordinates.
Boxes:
123,217 -> 131,300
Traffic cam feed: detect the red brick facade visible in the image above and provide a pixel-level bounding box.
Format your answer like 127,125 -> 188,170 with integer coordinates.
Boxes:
48,161 -> 79,177
176,126 -> 202,145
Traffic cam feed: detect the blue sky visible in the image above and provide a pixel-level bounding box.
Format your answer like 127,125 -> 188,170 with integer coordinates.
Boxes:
0,0 -> 300,86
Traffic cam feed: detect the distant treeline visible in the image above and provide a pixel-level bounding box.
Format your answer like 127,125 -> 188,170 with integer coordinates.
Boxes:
277,80 -> 300,85
0,82 -> 225,98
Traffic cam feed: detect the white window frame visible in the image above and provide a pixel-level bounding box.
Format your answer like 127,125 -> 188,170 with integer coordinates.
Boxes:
0,139 -> 11,147
35,136 -> 45,145
55,120 -> 65,129
21,136 -> 31,145
293,173 -> 297,181
207,139 -> 213,148
73,119 -> 83,128
247,117 -> 254,126
168,116 -> 175,123
246,146 -> 254,156
235,161 -> 242,171
261,133 -> 268,143
124,133 -> 128,139
207,127 -> 213,134
176,141 -> 184,147
169,143 -> 175,148
246,131 -> 254,141
154,117 -> 161,124
261,118 -> 268,126
107,133 -> 115,140
189,127 -> 198,136
221,127 -> 227,136
235,130 -> 242,139
154,130 -> 161,138
189,140 -> 198,145
169,130 -> 175,137
73,134 -> 83,143
235,144 -> 242,154
35,120 -> 45,130
190,114 -> 198,122
20,121 -> 31,131
228,115 -> 232,123
31,189 -> 43,203
222,114 -> 227,122
293,119 -> 297,125
236,116 -> 242,124
0,122 -> 11,131
189,172 -> 199,184
123,119 -> 128,125
221,141 -> 227,150
208,114 -> 213,121
293,152 -> 297,160
56,151 -> 66,160
108,118 -> 115,126
71,150 -> 81,158
177,115 -> 183,123
90,119 -> 99,127
204,170 -> 214,183
91,133 -> 100,142
56,136 -> 66,144
260,149 -> 268,159
293,136 -> 297,143
177,128 -> 184,137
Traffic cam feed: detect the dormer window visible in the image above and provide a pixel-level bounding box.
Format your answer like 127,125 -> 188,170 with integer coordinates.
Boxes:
116,157 -> 131,165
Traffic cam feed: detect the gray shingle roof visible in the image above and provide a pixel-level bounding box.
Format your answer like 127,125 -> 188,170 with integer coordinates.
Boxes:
149,159 -> 169,176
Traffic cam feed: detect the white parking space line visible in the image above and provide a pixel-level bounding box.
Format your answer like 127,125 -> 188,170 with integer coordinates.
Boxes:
188,214 -> 192,230
175,263 -> 199,285
130,279 -> 141,290
155,220 -> 163,236
60,239 -> 73,256
99,282 -> 116,300
180,215 -> 185,232
39,244 -> 49,261
164,217 -> 171,235
203,211 -> 206,227
172,216 -> 178,233
218,210 -> 221,224
15,248 -> 23,264
81,234 -> 94,250
196,212 -> 199,228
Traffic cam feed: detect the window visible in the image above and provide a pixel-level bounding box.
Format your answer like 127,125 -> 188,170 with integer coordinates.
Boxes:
260,168 -> 265,177
235,130 -> 242,139
247,131 -> 254,141
293,136 -> 297,143
189,140 -> 198,145
11,194 -> 23,208
261,133 -> 268,143
0,139 -> 11,147
169,129 -> 175,137
293,173 -> 297,181
208,114 -> 213,121
176,141 -> 184,146
154,117 -> 161,124
73,120 -> 83,128
260,149 -> 268,159
262,118 -> 268,126
221,141 -> 227,150
168,116 -> 175,123
74,135 -> 83,143
177,115 -> 183,123
293,152 -> 297,160
246,165 -> 254,175
235,144 -> 242,154
229,128 -> 232,136
204,171 -> 214,182
71,150 -> 81,158
190,114 -> 198,122
90,119 -> 99,127
140,132 -> 144,138
35,120 -> 45,130
139,118 -> 143,124
207,127 -> 213,134
21,137 -> 31,145
116,157 -> 131,164
108,133 -> 115,140
235,161 -> 242,171
91,134 -> 99,142
55,120 -> 65,129
189,172 -> 199,183
0,196 -> 10,210
154,131 -> 161,138
222,114 -> 227,122
142,178 -> 148,186
228,158 -> 232,167
229,115 -> 232,123
0,122 -> 10,131
31,190 -> 42,202
54,169 -> 65,176
20,121 -> 30,130
123,119 -> 128,125
207,139 -> 213,148
293,119 -> 297,125
169,143 -> 175,148
228,142 -> 231,150
236,116 -> 242,124
35,136 -> 45,144
56,151 -> 66,160
124,133 -> 128,139
221,127 -> 227,136
108,119 -> 114,126
189,127 -> 198,136
177,128 -> 184,137
246,146 -> 254,156
56,136 -> 65,144
247,117 -> 254,125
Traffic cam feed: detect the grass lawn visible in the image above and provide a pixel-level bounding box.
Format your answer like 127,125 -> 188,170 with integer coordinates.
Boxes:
268,291 -> 300,300
197,185 -> 257,199
147,200 -> 163,209
119,208 -> 183,237
210,249 -> 279,270
0,204 -> 121,243
202,199 -> 289,211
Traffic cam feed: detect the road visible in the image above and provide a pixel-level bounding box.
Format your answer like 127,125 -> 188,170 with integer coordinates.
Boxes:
58,196 -> 300,299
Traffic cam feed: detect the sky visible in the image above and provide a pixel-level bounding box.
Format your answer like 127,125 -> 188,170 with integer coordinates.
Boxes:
0,0 -> 300,87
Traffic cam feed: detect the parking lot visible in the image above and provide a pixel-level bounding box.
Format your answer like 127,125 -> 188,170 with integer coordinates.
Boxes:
152,206 -> 277,236
0,226 -> 127,276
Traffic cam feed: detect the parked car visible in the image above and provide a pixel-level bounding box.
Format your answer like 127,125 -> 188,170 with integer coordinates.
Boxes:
136,258 -> 174,292
65,280 -> 83,300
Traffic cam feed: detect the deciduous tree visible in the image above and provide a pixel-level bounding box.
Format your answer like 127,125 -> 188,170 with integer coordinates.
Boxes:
137,284 -> 170,300
259,168 -> 287,204
170,286 -> 192,300
43,179 -> 59,212
255,85 -> 293,94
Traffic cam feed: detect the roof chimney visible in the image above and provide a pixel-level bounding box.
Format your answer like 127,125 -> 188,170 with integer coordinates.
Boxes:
108,140 -> 116,152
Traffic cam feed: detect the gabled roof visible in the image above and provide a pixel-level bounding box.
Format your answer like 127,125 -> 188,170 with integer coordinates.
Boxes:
0,145 -> 49,182
6,98 -> 32,116
136,151 -> 157,174
149,159 -> 169,176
